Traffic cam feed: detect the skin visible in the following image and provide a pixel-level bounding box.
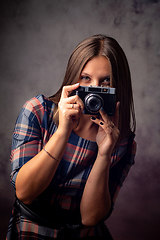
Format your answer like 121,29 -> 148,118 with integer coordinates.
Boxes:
15,55 -> 120,226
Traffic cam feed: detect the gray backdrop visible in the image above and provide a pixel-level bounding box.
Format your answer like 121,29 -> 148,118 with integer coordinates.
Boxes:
0,0 -> 160,239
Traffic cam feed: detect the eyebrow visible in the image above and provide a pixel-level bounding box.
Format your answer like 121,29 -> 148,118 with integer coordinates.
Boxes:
81,72 -> 92,77
100,76 -> 110,80
81,72 -> 110,79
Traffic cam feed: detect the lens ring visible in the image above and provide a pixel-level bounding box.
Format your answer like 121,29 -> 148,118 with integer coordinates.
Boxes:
85,94 -> 103,113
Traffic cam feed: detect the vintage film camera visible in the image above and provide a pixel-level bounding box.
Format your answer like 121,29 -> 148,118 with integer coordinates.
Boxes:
73,85 -> 116,116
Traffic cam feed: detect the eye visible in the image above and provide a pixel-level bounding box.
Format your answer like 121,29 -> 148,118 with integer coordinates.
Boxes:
102,77 -> 110,86
80,75 -> 91,82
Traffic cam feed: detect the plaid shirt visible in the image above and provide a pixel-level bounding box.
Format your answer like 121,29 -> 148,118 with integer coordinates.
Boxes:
7,94 -> 136,239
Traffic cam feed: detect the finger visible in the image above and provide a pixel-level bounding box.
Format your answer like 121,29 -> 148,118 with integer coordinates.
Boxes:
99,108 -> 111,123
61,83 -> 80,98
90,116 -> 105,127
66,95 -> 84,113
99,120 -> 114,130
62,108 -> 82,121
113,102 -> 120,128
59,101 -> 81,113
90,117 -> 113,134
91,115 -> 115,129
69,103 -> 82,112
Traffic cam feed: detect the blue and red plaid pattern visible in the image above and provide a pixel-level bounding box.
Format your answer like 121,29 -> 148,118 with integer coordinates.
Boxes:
6,94 -> 136,239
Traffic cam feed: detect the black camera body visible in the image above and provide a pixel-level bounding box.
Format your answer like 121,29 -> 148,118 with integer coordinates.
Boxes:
73,85 -> 116,116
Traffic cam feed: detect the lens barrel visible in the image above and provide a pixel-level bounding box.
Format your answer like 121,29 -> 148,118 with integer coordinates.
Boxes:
85,94 -> 103,113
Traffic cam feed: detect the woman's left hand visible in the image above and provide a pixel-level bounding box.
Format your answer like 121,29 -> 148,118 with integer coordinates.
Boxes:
91,102 -> 120,158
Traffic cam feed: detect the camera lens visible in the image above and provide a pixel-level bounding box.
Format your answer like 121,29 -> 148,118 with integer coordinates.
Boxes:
85,94 -> 103,113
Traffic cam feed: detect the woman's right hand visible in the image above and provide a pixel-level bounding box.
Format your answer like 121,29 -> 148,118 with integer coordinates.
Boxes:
58,83 -> 84,133
15,83 -> 84,204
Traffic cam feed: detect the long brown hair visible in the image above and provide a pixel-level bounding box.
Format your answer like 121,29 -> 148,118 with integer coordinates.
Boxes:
50,34 -> 136,141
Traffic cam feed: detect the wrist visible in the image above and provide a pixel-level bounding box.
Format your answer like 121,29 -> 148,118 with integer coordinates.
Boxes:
97,152 -> 111,163
57,124 -> 72,138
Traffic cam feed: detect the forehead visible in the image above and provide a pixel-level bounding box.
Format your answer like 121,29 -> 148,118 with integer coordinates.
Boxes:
82,56 -> 111,74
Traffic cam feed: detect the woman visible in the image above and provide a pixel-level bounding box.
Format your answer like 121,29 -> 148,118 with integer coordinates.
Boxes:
6,34 -> 136,239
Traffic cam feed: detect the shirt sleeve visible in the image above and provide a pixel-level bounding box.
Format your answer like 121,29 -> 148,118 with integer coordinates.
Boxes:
10,97 -> 45,189
110,137 -> 136,202
104,135 -> 137,220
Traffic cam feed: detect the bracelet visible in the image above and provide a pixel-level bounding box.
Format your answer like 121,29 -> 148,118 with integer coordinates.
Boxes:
43,147 -> 60,162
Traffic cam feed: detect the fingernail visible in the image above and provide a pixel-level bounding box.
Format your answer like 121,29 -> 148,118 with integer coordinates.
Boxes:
100,122 -> 104,125
75,83 -> 80,86
100,107 -> 104,111
91,116 -> 96,120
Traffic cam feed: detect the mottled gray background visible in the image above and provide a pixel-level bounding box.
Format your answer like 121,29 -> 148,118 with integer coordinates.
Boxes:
0,0 -> 160,239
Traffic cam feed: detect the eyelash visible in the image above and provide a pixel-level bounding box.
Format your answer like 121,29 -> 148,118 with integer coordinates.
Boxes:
80,76 -> 90,81
80,76 -> 110,85
102,78 -> 110,82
